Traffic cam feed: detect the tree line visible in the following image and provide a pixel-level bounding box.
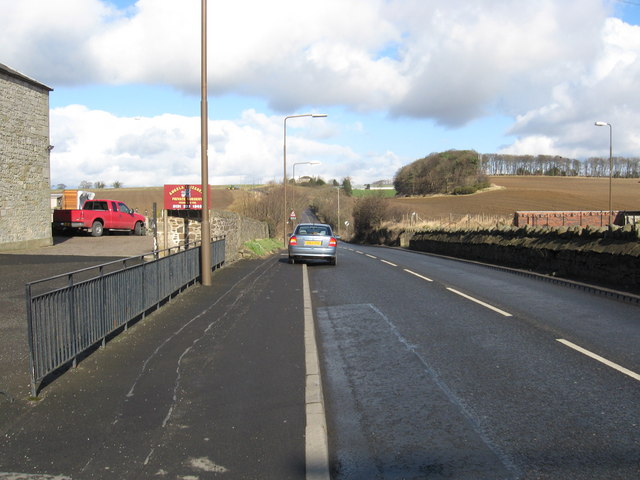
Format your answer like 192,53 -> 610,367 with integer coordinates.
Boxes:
481,154 -> 640,178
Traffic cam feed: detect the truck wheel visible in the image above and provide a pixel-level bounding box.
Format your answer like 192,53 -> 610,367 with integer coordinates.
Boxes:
134,222 -> 145,236
91,221 -> 104,237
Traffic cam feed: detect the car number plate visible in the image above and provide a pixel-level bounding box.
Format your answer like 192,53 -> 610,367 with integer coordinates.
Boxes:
304,240 -> 322,246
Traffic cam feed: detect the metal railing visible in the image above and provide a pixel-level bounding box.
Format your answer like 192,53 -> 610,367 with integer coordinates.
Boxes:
26,238 -> 225,397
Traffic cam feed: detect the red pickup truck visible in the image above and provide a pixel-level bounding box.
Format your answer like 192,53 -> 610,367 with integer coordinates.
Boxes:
52,199 -> 147,237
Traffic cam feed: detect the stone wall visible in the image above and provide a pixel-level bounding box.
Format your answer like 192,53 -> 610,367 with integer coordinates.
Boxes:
513,210 -> 633,227
157,209 -> 270,262
408,226 -> 640,294
0,65 -> 53,251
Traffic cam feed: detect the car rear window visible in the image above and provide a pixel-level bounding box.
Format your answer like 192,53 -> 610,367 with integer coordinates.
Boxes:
297,226 -> 330,236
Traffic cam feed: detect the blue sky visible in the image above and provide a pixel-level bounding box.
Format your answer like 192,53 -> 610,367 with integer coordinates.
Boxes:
2,0 -> 640,187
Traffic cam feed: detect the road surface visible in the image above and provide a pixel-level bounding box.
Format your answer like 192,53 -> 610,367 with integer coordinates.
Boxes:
1,241 -> 638,479
311,244 -> 639,479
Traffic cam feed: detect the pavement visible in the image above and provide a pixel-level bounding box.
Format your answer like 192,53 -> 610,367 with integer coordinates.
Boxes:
0,234 -> 326,479
0,234 -> 155,404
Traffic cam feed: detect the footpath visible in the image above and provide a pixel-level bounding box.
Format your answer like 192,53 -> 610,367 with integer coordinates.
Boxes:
0,236 -> 311,479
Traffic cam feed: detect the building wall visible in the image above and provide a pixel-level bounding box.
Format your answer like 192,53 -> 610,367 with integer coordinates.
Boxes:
0,66 -> 53,251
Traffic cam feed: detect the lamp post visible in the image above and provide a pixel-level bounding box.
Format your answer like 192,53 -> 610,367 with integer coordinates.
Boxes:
200,0 -> 211,286
594,121 -> 613,224
292,161 -> 320,219
283,114 -> 327,245
335,186 -> 341,236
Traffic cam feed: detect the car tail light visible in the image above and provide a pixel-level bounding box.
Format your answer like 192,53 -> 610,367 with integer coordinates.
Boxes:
289,236 -> 297,246
329,237 -> 337,247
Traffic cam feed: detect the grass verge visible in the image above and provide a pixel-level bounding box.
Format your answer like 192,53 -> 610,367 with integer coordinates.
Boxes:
242,238 -> 283,258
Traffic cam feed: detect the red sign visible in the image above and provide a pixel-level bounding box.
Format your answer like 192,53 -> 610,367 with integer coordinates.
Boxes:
163,184 -> 212,210
290,210 -> 296,220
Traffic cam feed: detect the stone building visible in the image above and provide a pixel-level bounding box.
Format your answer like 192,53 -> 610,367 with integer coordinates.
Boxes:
0,63 -> 53,251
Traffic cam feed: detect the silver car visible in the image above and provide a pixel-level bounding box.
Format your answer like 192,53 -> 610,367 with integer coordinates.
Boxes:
288,223 -> 338,265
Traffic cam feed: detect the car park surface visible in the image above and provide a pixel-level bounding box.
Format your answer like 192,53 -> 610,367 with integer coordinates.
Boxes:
288,222 -> 338,265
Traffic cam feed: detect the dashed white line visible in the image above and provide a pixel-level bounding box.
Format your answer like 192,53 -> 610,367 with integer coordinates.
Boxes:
557,339 -> 640,382
446,288 -> 513,317
404,269 -> 434,282
381,260 -> 397,267
355,251 -> 364,255
365,254 -> 377,259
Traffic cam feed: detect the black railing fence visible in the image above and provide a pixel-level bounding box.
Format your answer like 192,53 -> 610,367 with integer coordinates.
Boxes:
26,239 -> 225,397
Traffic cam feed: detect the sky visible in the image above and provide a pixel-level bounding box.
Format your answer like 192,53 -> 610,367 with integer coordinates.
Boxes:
2,0 -> 640,188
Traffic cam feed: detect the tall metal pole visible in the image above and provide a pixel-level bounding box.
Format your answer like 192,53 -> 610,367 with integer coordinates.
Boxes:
283,116 -> 289,247
608,123 -> 613,224
200,0 -> 212,285
336,186 -> 340,236
595,121 -> 613,225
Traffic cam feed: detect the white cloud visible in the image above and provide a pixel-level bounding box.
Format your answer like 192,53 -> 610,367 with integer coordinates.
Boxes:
49,106 -> 389,187
5,0 -> 640,185
0,0 -> 609,121
504,17 -> 640,158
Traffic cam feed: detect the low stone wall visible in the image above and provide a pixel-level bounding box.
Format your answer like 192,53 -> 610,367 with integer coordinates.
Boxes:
407,225 -> 640,293
157,209 -> 270,262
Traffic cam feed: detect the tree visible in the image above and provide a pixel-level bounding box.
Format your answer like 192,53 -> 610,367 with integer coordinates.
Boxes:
78,180 -> 93,189
394,150 -> 486,196
342,177 -> 353,196
94,180 -> 106,189
112,180 -> 123,188
55,183 -> 66,190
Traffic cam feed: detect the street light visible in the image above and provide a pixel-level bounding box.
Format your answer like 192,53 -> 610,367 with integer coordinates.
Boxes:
335,186 -> 340,236
200,0 -> 211,286
292,161 -> 321,221
594,121 -> 613,224
283,113 -> 327,245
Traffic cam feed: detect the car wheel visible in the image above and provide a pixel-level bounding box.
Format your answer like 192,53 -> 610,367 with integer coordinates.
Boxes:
330,257 -> 337,266
91,221 -> 104,237
288,256 -> 295,264
134,222 -> 144,236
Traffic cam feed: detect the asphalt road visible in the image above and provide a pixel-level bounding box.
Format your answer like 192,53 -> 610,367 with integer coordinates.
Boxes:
311,244 -> 640,479
1,235 -> 639,479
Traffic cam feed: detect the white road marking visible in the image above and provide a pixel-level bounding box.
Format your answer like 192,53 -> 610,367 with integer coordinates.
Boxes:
0,475 -> 72,480
381,260 -> 397,267
189,457 -> 229,473
557,339 -> 640,382
404,269 -> 433,282
302,264 -> 330,480
365,254 -> 377,259
446,288 -> 513,317
355,251 -> 364,254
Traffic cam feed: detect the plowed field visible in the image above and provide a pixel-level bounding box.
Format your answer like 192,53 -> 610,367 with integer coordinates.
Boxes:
389,176 -> 640,219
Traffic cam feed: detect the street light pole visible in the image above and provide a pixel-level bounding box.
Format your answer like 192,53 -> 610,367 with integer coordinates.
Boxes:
595,121 -> 613,224
336,186 -> 340,236
283,114 -> 327,246
200,0 -> 211,286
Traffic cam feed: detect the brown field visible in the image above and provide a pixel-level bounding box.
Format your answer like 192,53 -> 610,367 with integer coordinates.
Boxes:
81,177 -> 639,226
85,186 -> 239,217
388,176 -> 640,221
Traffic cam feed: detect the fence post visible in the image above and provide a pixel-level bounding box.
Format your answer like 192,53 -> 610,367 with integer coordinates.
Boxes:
26,283 -> 37,398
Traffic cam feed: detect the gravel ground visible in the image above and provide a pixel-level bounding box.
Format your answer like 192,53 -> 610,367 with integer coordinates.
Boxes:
0,234 -> 154,403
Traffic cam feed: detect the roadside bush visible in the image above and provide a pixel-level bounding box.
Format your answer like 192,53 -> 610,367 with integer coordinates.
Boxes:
352,196 -> 389,240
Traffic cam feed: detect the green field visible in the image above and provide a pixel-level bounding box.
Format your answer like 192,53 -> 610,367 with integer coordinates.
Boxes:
352,188 -> 397,198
